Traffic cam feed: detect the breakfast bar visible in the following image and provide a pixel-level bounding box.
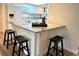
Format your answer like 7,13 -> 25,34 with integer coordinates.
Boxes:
11,22 -> 65,56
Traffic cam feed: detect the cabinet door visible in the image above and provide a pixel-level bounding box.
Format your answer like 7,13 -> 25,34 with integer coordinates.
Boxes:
21,4 -> 37,13
21,4 -> 30,13
29,5 -> 37,13
14,7 -> 22,20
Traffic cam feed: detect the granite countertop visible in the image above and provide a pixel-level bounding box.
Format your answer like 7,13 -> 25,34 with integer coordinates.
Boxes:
11,23 -> 65,33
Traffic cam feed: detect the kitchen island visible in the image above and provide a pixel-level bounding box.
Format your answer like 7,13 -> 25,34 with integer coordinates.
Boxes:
11,23 -> 65,56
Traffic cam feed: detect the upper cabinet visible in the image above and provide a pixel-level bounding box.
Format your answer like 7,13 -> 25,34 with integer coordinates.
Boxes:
29,5 -> 37,14
7,3 -> 45,21
7,3 -> 44,14
21,4 -> 30,13
20,3 -> 43,14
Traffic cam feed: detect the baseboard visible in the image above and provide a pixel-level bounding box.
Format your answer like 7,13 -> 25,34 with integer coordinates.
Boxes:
42,49 -> 77,56
75,49 -> 78,55
64,49 -> 77,56
64,47 -> 79,55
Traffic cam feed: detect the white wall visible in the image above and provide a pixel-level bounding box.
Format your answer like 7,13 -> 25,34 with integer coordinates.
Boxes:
48,3 -> 79,54
0,4 -> 8,32
0,4 -> 3,32
2,4 -> 8,32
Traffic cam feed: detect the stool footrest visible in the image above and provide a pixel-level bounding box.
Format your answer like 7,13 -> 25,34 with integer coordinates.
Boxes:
4,38 -> 14,41
8,43 -> 14,45
12,35 -> 30,56
16,52 -> 20,56
49,46 -> 55,50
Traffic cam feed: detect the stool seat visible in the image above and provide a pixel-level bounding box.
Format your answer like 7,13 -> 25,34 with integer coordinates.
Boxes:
12,35 -> 30,56
47,35 -> 64,56
5,29 -> 15,33
15,35 -> 28,43
3,29 -> 15,49
50,36 -> 63,43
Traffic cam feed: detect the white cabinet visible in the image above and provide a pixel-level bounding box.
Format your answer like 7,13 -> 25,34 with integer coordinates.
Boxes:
28,5 -> 43,14
7,3 -> 44,25
29,5 -> 37,14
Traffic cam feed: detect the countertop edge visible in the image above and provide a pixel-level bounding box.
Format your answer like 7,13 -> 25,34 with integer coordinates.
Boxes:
11,23 -> 65,33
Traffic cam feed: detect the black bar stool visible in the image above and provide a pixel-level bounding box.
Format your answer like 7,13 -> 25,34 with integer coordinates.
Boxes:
3,29 -> 15,49
47,35 -> 64,56
12,35 -> 30,56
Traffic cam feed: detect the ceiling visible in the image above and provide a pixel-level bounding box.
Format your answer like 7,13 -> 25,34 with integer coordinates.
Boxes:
1,0 -> 52,5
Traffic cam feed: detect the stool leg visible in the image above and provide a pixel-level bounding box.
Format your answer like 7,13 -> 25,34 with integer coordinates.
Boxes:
20,43 -> 24,52
7,33 -> 9,49
13,32 -> 15,37
11,33 -> 13,43
13,32 -> 15,43
22,44 -> 24,52
47,41 -> 51,56
26,41 -> 30,56
19,44 -> 21,56
53,43 -> 56,51
12,40 -> 16,56
3,32 -> 6,45
56,43 -> 58,56
61,40 -> 64,56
